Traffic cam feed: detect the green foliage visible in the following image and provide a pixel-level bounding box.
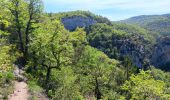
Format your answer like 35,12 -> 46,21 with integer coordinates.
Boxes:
150,67 -> 170,96
28,80 -> 46,100
74,45 -> 123,99
112,22 -> 155,42
0,30 -> 18,100
122,70 -> 170,100
145,19 -> 170,36
87,23 -> 155,63
123,56 -> 138,80
87,23 -> 124,58
5,0 -> 43,63
0,44 -> 17,88
27,18 -> 126,99
1,1 -> 170,99
122,14 -> 170,36
28,19 -> 87,99
0,45 -> 15,99
49,10 -> 112,25
28,81 -> 43,93
30,20 -> 73,68
26,11 -> 170,99
51,67 -> 83,100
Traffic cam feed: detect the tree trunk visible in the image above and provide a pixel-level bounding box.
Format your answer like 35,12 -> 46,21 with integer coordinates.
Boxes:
25,15 -> 32,58
95,77 -> 101,100
127,66 -> 129,80
33,52 -> 37,71
15,13 -> 24,53
15,8 -> 26,66
13,0 -> 24,53
45,67 -> 51,92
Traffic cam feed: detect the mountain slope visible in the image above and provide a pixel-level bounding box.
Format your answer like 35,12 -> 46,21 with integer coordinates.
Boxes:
86,22 -> 155,68
53,11 -> 156,68
121,14 -> 170,36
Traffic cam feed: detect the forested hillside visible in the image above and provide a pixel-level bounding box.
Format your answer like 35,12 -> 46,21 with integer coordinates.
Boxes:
0,0 -> 170,100
54,11 -> 156,68
121,14 -> 170,36
121,14 -> 170,70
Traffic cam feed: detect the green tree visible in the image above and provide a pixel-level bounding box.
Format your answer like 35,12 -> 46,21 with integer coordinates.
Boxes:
24,0 -> 43,57
29,20 -> 74,92
70,28 -> 87,64
123,56 -> 133,80
8,0 -> 27,53
50,67 -> 83,100
0,24 -> 19,99
7,0 -> 43,65
0,0 -> 11,31
75,46 -> 118,99
122,70 -> 170,100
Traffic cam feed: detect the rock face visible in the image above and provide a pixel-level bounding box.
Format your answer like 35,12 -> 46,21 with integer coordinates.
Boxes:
151,36 -> 170,69
119,37 -> 145,68
61,16 -> 97,31
114,35 -> 148,68
61,15 -> 152,68
89,34 -> 149,68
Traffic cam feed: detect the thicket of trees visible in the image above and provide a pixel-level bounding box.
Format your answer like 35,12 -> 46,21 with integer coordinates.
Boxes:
0,5 -> 19,98
0,0 -> 170,99
122,70 -> 170,99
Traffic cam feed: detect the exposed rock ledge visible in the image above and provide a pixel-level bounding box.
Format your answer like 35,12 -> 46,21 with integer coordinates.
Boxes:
151,36 -> 170,70
61,16 -> 97,31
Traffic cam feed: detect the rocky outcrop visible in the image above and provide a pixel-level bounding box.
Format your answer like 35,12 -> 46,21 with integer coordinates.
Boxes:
61,16 -> 97,31
116,35 -> 149,68
119,38 -> 145,68
61,15 -> 153,68
151,36 -> 170,70
89,34 -> 150,68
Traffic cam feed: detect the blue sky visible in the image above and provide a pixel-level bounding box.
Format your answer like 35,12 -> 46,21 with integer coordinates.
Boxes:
42,0 -> 170,21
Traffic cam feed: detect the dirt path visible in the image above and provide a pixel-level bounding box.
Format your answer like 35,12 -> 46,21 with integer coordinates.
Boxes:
8,66 -> 48,100
8,66 -> 29,100
9,81 -> 29,100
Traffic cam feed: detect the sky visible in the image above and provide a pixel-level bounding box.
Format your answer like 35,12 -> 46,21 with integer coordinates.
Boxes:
42,0 -> 170,21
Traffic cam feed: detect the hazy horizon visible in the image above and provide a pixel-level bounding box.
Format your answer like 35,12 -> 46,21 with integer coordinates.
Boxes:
42,0 -> 170,21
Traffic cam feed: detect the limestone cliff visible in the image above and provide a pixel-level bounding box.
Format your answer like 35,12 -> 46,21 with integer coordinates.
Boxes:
61,16 -> 97,31
151,36 -> 170,70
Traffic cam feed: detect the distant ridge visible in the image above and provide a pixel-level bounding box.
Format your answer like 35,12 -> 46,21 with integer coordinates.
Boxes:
121,13 -> 170,36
